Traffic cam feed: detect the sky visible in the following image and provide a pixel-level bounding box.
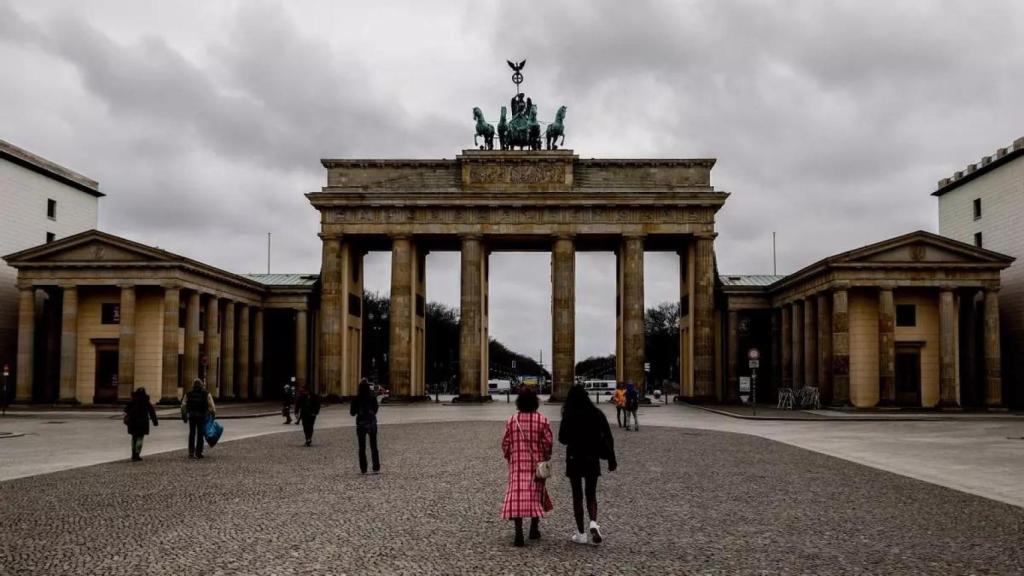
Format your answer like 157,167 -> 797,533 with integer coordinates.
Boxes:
3,0 -> 1024,365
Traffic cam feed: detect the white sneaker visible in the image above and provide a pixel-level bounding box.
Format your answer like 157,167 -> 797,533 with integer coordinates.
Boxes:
589,521 -> 603,544
571,531 -> 588,545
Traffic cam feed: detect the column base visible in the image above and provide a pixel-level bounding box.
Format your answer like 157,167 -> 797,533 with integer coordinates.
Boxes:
875,399 -> 897,408
453,394 -> 493,403
57,397 -> 81,405
381,395 -> 432,404
937,401 -> 962,411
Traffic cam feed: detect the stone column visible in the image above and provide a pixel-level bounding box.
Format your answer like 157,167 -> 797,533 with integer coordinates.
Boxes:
117,285 -> 136,402
183,290 -> 200,389
938,289 -> 957,407
58,285 -> 78,403
878,287 -> 896,405
693,234 -> 715,398
619,235 -> 646,393
726,309 -> 739,403
817,294 -> 833,402
221,301 -> 235,399
551,235 -> 575,401
253,308 -> 264,399
459,235 -> 487,400
832,288 -> 850,405
804,297 -> 817,389
160,285 -> 180,402
389,235 -> 413,399
771,308 -> 781,393
792,300 -> 803,389
15,286 -> 35,402
205,295 -> 220,397
237,305 -> 250,400
295,309 -> 308,389
781,304 -> 792,389
984,288 -> 1002,408
319,236 -> 342,397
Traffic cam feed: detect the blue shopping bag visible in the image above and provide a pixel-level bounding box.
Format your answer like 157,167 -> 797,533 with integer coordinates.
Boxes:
204,414 -> 224,447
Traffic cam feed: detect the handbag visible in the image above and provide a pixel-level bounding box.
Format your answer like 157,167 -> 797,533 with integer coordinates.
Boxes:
203,414 -> 224,447
514,414 -> 551,480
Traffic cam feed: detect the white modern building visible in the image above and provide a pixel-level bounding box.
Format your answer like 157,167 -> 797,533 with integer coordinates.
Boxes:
0,139 -> 101,399
935,136 -> 1024,406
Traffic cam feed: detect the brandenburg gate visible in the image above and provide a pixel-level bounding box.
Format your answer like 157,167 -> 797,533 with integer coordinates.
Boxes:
308,149 -> 728,401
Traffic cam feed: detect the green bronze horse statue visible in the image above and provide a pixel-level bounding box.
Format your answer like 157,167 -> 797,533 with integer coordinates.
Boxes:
545,106 -> 567,150
497,106 -> 509,150
473,107 -> 495,150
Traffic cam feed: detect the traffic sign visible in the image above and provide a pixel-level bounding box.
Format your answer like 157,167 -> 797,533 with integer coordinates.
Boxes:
748,360 -> 760,369
748,348 -> 760,361
2,363 -> 8,377
644,362 -> 651,372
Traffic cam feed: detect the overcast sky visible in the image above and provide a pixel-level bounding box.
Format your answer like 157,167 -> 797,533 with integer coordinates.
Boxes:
3,1 -> 1024,364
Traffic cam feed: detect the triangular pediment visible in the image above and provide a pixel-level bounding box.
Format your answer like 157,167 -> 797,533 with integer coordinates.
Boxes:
833,231 -> 1013,266
3,230 -> 178,265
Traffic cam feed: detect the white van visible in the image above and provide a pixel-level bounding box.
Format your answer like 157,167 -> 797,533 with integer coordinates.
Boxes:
582,380 -> 616,395
488,379 -> 512,394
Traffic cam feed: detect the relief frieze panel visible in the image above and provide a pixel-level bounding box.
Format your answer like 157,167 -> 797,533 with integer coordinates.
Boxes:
325,206 -> 713,226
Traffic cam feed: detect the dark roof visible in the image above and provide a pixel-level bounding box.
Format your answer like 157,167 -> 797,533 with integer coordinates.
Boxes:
932,137 -> 1024,197
0,138 -> 103,197
719,275 -> 784,287
242,274 -> 319,287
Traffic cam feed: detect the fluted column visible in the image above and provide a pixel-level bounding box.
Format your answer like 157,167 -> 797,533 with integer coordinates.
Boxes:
781,304 -> 792,389
319,235 -> 342,397
15,286 -> 35,402
389,235 -> 413,399
183,290 -> 200,388
295,309 -> 308,389
237,305 -> 250,400
693,234 -> 715,398
551,235 -> 575,401
459,235 -> 487,400
59,285 -> 78,403
160,285 -> 180,402
984,288 -> 1002,407
619,235 -> 646,392
726,309 -> 739,403
253,308 -> 264,399
221,301 -> 235,399
832,288 -> 850,405
817,294 -> 833,402
804,297 -> 817,389
205,295 -> 220,397
878,288 -> 896,405
938,289 -> 957,407
792,300 -> 803,389
117,285 -> 136,401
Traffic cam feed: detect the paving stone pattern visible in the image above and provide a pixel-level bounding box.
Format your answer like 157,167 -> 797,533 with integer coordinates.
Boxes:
2,422 -> 1023,575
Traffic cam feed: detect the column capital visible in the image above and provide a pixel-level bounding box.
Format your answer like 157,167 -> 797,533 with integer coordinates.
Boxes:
16,281 -> 35,291
984,285 -> 1000,294
693,232 -> 718,240
552,232 -> 576,241
391,233 -> 412,241
117,283 -> 136,290
162,282 -> 182,291
622,232 -> 646,240
58,281 -> 78,290
460,233 -> 483,241
318,232 -> 342,241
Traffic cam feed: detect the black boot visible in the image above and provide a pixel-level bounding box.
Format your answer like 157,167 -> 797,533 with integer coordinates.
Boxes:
529,517 -> 541,540
513,518 -> 525,547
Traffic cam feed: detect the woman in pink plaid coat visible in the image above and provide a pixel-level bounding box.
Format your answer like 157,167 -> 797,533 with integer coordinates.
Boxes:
501,387 -> 554,547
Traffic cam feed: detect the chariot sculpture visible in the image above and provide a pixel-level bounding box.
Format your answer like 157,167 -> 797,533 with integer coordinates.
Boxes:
472,60 -> 568,151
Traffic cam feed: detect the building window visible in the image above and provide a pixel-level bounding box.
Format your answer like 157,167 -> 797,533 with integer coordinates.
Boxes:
973,198 -> 982,220
896,304 -> 916,327
101,303 -> 121,325
47,199 -> 57,219
46,232 -> 55,243
974,232 -> 983,248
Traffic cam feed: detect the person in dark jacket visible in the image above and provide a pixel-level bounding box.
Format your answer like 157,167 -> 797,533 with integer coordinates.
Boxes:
123,387 -> 158,461
183,379 -> 215,459
624,382 -> 640,431
294,385 -> 321,447
559,384 -> 617,545
282,381 -> 296,424
350,378 -> 380,474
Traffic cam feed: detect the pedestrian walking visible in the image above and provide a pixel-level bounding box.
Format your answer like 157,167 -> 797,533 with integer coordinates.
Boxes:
295,384 -> 321,447
500,387 -> 554,547
123,387 -> 158,461
559,384 -> 617,545
612,384 -> 626,428
624,382 -> 640,431
281,380 -> 296,424
350,378 -> 380,474
182,379 -> 216,459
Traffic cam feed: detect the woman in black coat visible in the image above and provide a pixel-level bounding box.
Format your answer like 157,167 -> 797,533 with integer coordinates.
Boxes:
123,387 -> 158,461
350,379 -> 380,474
558,384 -> 616,545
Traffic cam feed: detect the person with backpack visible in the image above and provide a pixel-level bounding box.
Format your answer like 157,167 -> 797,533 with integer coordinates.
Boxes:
350,378 -> 381,474
281,380 -> 296,424
182,379 -> 216,459
559,384 -> 616,545
612,384 -> 626,428
500,387 -> 554,547
123,387 -> 158,461
624,382 -> 640,431
295,384 -> 321,447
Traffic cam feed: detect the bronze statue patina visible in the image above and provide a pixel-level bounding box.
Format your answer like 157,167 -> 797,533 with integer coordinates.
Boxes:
545,105 -> 567,150
474,59 -> 566,151
473,107 -> 495,150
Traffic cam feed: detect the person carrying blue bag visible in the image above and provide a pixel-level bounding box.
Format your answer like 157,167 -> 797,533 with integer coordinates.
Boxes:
182,379 -> 216,459
204,411 -> 224,448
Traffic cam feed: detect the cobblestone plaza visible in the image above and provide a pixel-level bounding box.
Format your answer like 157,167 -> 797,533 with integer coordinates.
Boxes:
3,407 -> 1024,575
